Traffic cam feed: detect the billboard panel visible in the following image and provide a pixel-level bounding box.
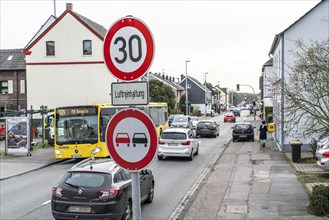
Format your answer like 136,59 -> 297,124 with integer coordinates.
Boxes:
6,117 -> 30,154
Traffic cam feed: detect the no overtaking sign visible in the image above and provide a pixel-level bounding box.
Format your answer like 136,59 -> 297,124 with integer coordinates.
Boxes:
105,108 -> 158,171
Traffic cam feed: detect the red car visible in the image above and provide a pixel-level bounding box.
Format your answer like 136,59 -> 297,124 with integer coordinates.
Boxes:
0,119 -> 5,140
224,112 -> 236,123
115,132 -> 130,147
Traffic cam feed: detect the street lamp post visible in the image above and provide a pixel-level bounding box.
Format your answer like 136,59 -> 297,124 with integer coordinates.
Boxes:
185,60 -> 190,116
204,72 -> 208,115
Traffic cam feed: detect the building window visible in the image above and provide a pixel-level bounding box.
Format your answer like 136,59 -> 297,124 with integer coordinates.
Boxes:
1,81 -> 8,94
83,40 -> 92,55
46,41 -> 55,56
20,80 -> 26,94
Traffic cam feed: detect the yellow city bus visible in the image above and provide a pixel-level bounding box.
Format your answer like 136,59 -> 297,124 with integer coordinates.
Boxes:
51,102 -> 168,159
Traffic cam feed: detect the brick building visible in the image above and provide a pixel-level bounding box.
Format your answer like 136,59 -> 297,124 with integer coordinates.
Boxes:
0,49 -> 27,115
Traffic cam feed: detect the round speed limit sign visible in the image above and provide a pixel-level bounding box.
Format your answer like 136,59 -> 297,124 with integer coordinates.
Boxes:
103,16 -> 155,82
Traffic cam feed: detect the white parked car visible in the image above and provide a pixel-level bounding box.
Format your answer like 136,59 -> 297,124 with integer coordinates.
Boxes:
158,128 -> 200,161
315,131 -> 329,171
316,141 -> 329,171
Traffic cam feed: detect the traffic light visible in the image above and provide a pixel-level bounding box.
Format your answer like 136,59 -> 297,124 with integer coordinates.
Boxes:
236,84 -> 240,91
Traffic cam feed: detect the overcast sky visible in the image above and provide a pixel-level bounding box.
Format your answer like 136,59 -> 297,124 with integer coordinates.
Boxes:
0,0 -> 321,93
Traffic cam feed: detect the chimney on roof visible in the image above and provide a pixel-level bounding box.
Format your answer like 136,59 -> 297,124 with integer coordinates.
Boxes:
181,74 -> 185,81
162,74 -> 165,79
169,76 -> 172,81
166,75 -> 169,80
66,3 -> 73,10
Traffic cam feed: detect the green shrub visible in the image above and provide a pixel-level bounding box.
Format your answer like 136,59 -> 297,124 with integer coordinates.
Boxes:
308,184 -> 329,216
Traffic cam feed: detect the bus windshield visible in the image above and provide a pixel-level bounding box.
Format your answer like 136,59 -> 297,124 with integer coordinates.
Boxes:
56,115 -> 98,144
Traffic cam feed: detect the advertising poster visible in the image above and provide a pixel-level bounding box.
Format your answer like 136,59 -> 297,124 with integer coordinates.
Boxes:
5,117 -> 30,154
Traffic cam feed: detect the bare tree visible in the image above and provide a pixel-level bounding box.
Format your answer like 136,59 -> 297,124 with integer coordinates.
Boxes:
281,38 -> 329,138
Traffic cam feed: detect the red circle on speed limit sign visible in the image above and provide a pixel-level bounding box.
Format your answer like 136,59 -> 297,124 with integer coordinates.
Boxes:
103,17 -> 155,82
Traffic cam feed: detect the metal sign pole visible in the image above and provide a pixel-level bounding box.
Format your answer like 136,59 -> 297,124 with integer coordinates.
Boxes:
131,171 -> 141,220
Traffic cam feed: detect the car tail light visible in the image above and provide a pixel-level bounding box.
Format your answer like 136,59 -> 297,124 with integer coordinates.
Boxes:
99,187 -> 122,199
159,140 -> 166,145
181,140 -> 191,145
110,187 -> 122,198
52,186 -> 63,198
322,151 -> 329,158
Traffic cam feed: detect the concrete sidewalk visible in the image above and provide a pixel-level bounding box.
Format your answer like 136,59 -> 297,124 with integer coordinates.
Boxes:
182,119 -> 323,220
0,145 -> 58,180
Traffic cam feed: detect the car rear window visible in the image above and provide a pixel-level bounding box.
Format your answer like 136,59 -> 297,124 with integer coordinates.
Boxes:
198,122 -> 212,127
161,132 -> 187,140
235,124 -> 250,129
173,117 -> 188,122
63,172 -> 110,188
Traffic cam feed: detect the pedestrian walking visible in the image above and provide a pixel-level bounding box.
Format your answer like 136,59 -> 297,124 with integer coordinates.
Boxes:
259,120 -> 268,147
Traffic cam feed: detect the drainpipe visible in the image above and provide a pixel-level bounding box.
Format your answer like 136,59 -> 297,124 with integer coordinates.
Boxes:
16,71 -> 19,110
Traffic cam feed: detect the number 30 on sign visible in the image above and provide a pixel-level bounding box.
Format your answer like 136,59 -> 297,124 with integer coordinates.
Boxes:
103,16 -> 155,82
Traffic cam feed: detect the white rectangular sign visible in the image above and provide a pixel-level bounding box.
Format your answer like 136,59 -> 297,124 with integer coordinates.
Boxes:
111,81 -> 149,106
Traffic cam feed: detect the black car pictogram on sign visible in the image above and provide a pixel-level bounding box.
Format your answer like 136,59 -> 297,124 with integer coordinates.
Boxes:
133,133 -> 148,147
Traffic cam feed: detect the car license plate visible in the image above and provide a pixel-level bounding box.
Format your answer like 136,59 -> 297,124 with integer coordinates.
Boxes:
240,135 -> 247,138
168,143 -> 178,146
72,154 -> 82,158
68,206 -> 91,213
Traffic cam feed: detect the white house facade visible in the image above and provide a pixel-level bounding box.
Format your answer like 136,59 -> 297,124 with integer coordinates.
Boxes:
268,0 -> 329,151
24,4 -> 116,114
262,59 -> 274,108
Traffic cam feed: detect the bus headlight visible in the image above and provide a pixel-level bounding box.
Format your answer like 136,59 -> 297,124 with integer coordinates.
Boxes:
92,148 -> 102,155
55,150 -> 62,155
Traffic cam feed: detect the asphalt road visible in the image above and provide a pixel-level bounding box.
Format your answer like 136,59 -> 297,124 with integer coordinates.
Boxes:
0,113 -> 247,220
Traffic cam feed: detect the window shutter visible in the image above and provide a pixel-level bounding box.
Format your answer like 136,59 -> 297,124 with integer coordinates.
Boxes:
8,80 -> 13,94
20,80 -> 26,94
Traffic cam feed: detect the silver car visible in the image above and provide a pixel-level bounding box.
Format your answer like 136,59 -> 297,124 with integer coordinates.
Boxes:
158,128 -> 200,161
170,116 -> 193,129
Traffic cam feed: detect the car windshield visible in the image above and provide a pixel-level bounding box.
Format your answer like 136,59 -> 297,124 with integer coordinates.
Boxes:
161,132 -> 187,140
63,171 -> 110,188
56,115 -> 98,144
173,117 -> 188,122
236,124 -> 251,129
